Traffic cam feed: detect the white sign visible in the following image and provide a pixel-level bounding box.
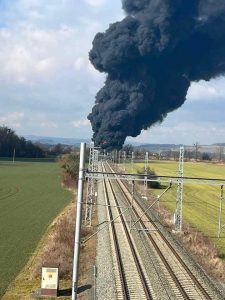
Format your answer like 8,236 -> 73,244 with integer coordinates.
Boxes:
41,267 -> 58,289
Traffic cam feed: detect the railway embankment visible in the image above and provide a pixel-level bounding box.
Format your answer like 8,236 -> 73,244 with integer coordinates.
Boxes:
98,161 -> 225,299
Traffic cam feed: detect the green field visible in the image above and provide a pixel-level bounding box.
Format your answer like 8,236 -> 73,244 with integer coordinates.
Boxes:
0,161 -> 72,296
125,160 -> 225,256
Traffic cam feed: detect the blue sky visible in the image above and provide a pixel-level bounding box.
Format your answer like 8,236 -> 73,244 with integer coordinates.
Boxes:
0,0 -> 225,145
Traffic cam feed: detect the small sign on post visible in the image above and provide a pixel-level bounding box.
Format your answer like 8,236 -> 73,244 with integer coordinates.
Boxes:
41,266 -> 59,297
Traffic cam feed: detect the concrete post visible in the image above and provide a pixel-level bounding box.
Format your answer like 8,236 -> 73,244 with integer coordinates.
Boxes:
72,143 -> 86,300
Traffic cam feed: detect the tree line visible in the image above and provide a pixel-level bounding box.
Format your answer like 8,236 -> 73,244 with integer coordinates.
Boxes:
0,126 -> 44,158
121,143 -> 225,162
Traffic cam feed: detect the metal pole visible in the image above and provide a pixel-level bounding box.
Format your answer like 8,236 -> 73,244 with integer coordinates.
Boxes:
85,143 -> 94,226
218,185 -> 224,238
72,143 -> 86,300
13,148 -> 15,163
93,265 -> 97,300
85,144 -> 98,226
144,152 -> 148,193
131,152 -> 134,173
123,151 -> 126,171
131,180 -> 134,208
175,146 -> 184,232
130,180 -> 134,231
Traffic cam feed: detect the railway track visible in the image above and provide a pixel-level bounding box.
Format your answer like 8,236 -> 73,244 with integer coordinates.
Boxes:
101,163 -> 154,300
102,161 -> 218,300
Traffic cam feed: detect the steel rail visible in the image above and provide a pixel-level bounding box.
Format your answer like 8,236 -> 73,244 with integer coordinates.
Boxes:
106,162 -> 213,300
102,171 -> 130,300
104,163 -> 189,299
102,163 -> 153,300
106,177 -> 153,299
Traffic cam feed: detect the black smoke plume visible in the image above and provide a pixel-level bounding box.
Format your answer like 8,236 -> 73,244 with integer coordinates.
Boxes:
88,0 -> 225,149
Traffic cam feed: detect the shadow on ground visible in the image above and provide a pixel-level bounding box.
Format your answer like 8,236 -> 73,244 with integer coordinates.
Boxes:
58,284 -> 92,297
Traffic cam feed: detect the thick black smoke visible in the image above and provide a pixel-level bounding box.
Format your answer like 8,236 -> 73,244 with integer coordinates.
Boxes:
88,0 -> 225,149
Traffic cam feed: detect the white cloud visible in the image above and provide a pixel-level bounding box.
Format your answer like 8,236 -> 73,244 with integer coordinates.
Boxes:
84,0 -> 107,7
28,114 -> 58,129
0,1 -> 105,84
130,119 -> 225,145
0,17 -> 104,85
187,79 -> 225,101
71,118 -> 90,128
4,0 -> 225,146
35,57 -> 56,73
74,56 -> 104,83
19,0 -> 44,8
74,57 -> 86,70
40,121 -> 58,128
0,25 -> 78,84
0,0 -> 126,139
87,61 -> 104,79
0,112 -> 24,128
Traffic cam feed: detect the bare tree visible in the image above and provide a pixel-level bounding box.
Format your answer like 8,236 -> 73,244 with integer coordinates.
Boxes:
122,144 -> 134,156
193,142 -> 201,161
218,146 -> 224,162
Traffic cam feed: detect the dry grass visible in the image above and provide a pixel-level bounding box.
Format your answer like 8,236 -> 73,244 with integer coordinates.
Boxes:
118,163 -> 225,283
146,189 -> 225,283
138,182 -> 225,282
61,172 -> 76,190
32,202 -> 76,280
177,224 -> 225,281
32,201 -> 96,281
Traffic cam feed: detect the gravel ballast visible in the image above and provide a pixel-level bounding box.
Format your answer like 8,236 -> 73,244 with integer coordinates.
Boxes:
95,178 -> 117,300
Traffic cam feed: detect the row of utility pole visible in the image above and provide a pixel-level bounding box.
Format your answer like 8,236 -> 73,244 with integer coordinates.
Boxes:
72,142 -> 224,299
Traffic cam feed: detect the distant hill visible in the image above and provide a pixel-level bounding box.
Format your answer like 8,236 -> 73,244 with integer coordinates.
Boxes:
135,144 -> 183,151
125,140 -> 145,146
22,135 -> 225,151
134,143 -> 225,153
213,143 -> 225,146
24,135 -> 90,146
